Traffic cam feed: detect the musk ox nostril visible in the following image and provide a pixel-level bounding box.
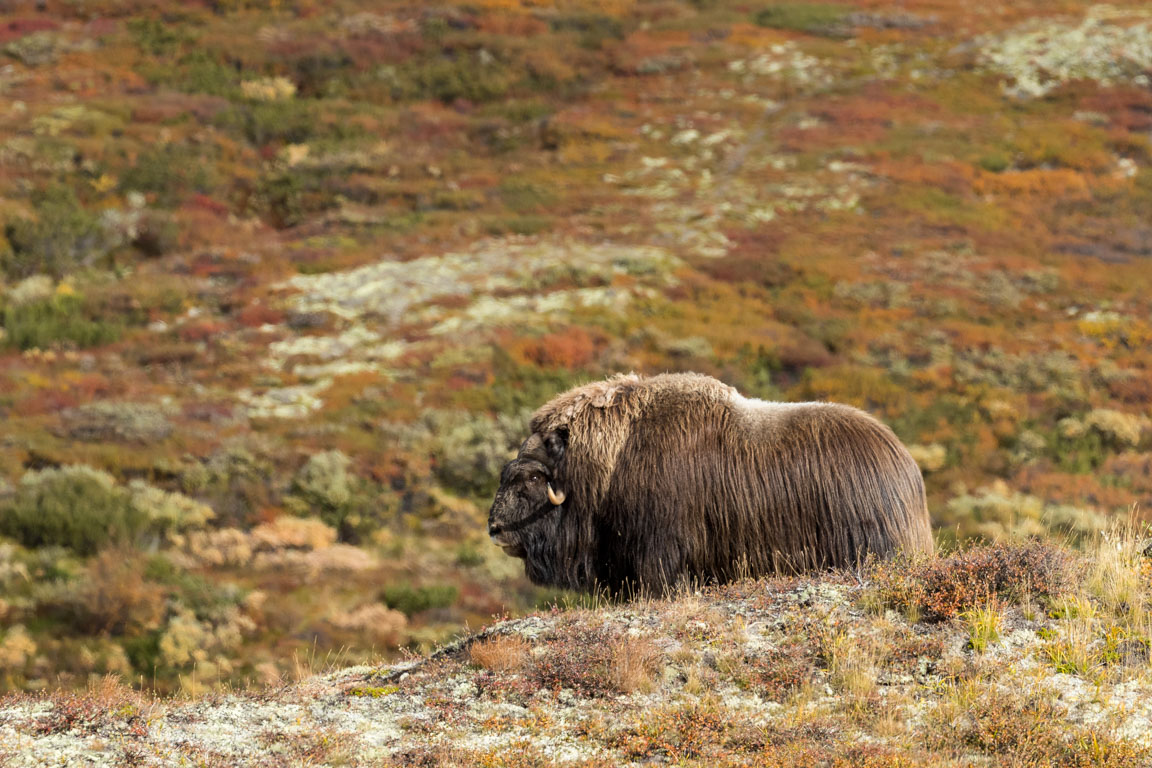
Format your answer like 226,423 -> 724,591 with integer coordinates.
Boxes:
488,524 -> 502,536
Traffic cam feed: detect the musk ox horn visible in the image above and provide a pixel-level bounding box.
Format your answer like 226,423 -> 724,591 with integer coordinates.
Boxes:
546,483 -> 565,506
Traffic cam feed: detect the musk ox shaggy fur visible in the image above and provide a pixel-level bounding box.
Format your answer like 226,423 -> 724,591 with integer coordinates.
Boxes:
488,372 -> 933,595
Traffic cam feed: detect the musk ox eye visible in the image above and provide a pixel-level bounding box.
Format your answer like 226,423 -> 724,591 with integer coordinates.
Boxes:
528,473 -> 542,484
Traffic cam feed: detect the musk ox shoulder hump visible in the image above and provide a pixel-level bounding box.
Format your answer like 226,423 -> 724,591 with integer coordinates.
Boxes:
530,371 -> 735,435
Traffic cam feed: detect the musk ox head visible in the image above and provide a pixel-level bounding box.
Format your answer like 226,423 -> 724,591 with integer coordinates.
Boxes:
488,430 -> 570,581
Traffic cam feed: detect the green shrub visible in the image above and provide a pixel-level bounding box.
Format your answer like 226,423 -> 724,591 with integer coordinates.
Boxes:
4,30 -> 60,66
753,4 -> 849,36
380,583 -> 458,617
483,215 -> 552,236
937,483 -> 1109,543
145,50 -> 240,96
499,182 -> 556,214
119,145 -> 218,207
250,170 -> 340,229
127,17 -> 196,57
0,466 -> 145,556
1,186 -> 109,280
188,446 -> 275,529
1,293 -> 122,350
288,450 -> 382,543
399,54 -> 512,104
291,52 -> 355,98
428,410 -> 526,498
482,100 -> 554,123
144,554 -> 239,620
214,100 -> 342,146
121,630 -> 164,675
128,481 -> 215,545
293,450 -> 354,510
549,14 -> 627,50
0,467 -> 214,556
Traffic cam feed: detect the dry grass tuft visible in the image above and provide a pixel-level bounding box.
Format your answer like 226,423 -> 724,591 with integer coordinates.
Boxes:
608,634 -> 662,694
963,601 -> 1003,654
35,674 -> 156,738
927,679 -> 1150,767
469,634 -> 532,674
1086,516 -> 1148,625
823,630 -> 879,700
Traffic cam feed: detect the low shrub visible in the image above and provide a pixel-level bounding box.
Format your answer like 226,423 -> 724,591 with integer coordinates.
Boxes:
56,549 -> 168,636
866,540 -> 1076,621
380,583 -> 458,617
119,144 -> 219,208
60,402 -> 174,444
529,621 -> 663,698
0,466 -> 145,556
287,450 -> 383,543
399,53 -> 513,104
753,4 -> 850,36
549,14 -> 626,50
1,186 -> 109,280
188,446 -> 276,529
938,482 -> 1108,544
426,410 -> 526,498
0,467 -> 214,556
926,681 -> 1149,766
1,293 -> 122,350
213,100 -> 362,147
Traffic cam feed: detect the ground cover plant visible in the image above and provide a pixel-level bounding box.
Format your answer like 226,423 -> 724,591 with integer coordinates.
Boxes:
0,0 -> 1150,735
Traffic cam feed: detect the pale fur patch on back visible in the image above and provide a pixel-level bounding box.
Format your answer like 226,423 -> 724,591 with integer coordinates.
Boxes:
729,392 -> 851,433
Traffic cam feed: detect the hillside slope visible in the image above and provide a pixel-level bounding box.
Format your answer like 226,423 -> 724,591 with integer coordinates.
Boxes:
2,540 -> 1151,767
1,0 -> 1151,697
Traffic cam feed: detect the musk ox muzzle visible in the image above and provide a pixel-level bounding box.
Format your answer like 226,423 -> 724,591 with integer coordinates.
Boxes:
487,372 -> 934,596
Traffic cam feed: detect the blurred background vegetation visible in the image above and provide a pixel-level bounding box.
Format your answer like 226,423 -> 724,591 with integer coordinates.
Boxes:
0,0 -> 1150,693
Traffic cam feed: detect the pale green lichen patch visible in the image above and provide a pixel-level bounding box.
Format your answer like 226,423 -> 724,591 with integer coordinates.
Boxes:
981,8 -> 1152,98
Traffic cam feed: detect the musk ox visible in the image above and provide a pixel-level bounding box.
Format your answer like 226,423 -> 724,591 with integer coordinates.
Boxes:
488,372 -> 933,595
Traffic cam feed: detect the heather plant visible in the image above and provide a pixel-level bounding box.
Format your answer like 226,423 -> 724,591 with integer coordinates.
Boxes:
754,4 -> 850,36
866,540 -> 1076,622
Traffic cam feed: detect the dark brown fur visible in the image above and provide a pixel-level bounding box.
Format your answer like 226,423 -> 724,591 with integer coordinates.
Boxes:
488,373 -> 934,595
